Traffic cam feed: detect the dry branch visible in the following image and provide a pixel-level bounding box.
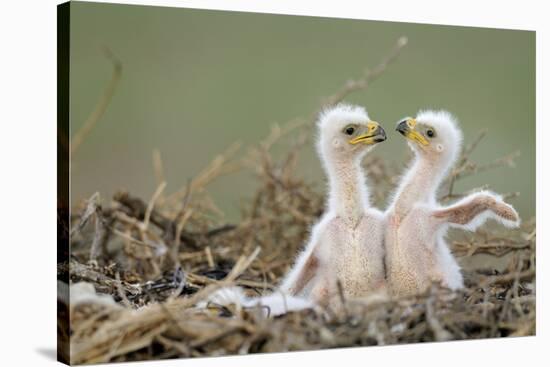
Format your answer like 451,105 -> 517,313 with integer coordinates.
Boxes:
70,47 -> 122,156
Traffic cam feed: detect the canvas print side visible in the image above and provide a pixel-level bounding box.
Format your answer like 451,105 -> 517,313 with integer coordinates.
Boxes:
57,2 -> 71,365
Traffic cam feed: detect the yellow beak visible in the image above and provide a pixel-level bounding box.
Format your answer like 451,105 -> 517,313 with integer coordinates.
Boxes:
396,118 -> 429,146
349,121 -> 387,145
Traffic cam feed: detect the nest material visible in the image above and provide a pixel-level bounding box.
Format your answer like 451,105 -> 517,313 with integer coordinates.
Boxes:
59,136 -> 535,364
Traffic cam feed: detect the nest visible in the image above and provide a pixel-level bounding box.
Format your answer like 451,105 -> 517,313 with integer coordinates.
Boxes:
58,37 -> 535,364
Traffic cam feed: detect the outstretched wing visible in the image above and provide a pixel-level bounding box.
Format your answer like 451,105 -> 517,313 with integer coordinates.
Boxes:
432,190 -> 520,231
278,214 -> 332,295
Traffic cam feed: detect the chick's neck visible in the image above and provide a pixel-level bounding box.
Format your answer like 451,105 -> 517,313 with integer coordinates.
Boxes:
393,153 -> 451,218
325,155 -> 369,225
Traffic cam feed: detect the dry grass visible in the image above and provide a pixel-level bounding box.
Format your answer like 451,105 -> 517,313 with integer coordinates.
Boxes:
58,37 -> 535,364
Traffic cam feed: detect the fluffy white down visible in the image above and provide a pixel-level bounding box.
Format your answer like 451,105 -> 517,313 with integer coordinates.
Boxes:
278,213 -> 333,295
197,287 -> 315,317
317,103 -> 370,131
69,282 -> 121,308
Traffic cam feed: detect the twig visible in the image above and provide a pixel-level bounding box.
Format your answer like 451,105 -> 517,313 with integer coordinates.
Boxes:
256,36 -> 408,152
152,149 -> 166,204
425,288 -> 452,341
167,142 -> 242,202
115,272 -> 133,308
90,206 -> 107,261
71,47 -> 122,156
143,181 -> 167,231
205,246 -> 215,269
71,192 -> 100,237
336,279 -> 349,320
324,36 -> 408,107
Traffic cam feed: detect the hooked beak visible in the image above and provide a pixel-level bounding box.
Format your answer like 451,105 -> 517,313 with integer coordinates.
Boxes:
349,121 -> 387,145
396,118 -> 429,146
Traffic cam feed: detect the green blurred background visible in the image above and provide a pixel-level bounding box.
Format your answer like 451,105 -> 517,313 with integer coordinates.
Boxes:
69,2 -> 535,221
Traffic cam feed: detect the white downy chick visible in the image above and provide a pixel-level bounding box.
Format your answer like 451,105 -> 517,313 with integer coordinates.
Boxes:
279,103 -> 388,308
384,110 -> 520,297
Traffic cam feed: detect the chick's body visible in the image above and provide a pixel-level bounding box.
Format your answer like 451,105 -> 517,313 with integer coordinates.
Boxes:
280,104 -> 388,308
385,206 -> 461,296
314,209 -> 385,301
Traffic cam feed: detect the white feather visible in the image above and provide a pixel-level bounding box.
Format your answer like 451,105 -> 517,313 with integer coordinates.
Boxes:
197,286 -> 315,317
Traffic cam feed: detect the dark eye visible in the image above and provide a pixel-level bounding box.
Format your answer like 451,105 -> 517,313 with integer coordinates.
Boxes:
345,126 -> 355,135
426,129 -> 435,138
